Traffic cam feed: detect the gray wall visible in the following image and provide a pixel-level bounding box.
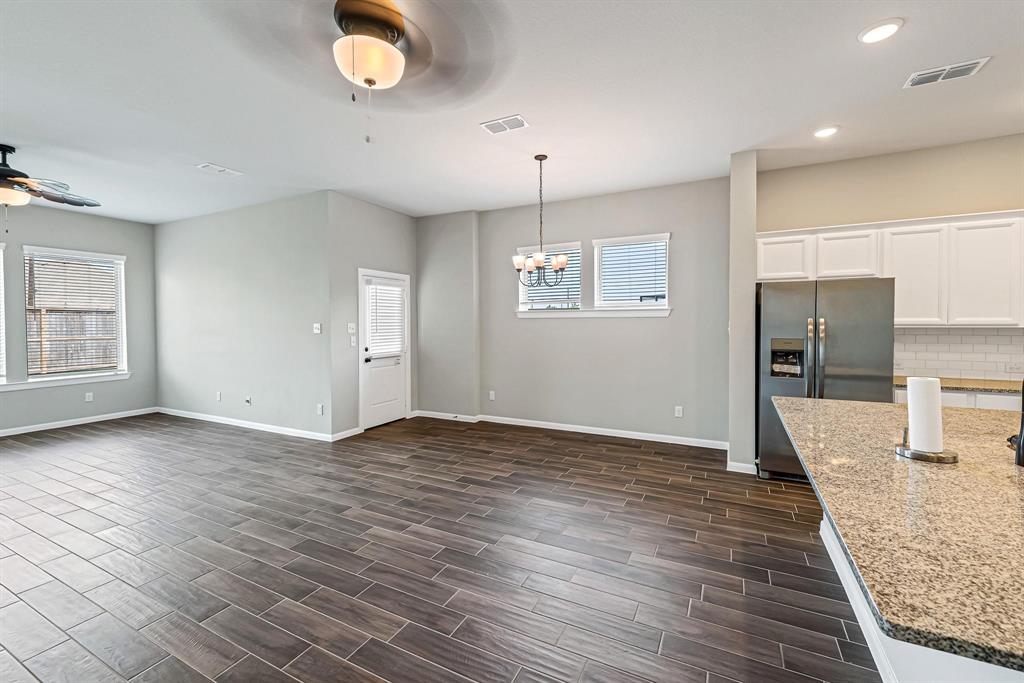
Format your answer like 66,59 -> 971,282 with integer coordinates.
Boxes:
327,191 -> 417,433
728,151 -> 757,468
155,192 -> 334,435
475,178 -> 730,442
0,206 -> 156,431
415,211 -> 479,417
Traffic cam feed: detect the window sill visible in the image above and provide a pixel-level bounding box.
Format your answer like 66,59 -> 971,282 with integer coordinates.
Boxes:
516,308 -> 672,319
0,371 -> 131,393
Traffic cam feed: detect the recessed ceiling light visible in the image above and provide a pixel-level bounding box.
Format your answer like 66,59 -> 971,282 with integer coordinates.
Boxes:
814,126 -> 839,139
858,18 -> 903,44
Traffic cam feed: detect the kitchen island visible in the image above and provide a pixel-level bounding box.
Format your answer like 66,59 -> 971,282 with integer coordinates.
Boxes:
773,397 -> 1024,683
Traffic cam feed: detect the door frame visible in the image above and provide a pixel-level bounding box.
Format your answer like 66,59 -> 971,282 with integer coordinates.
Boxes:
358,268 -> 412,430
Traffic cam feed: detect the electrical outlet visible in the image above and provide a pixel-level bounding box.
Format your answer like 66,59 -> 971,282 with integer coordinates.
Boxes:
216,391 -> 222,402
674,406 -> 683,418
312,322 -> 322,334
350,334 -> 356,347
317,403 -> 324,416
488,390 -> 495,401
84,392 -> 94,403
244,396 -> 252,406
1007,362 -> 1024,374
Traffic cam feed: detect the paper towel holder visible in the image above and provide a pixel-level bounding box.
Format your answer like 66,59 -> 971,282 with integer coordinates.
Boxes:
895,427 -> 958,464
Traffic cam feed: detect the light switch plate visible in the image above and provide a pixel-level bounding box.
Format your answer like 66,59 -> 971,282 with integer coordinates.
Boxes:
316,403 -> 324,416
488,390 -> 495,401
347,322 -> 356,334
350,335 -> 357,347
674,406 -> 683,418
312,322 -> 322,334
84,392 -> 94,403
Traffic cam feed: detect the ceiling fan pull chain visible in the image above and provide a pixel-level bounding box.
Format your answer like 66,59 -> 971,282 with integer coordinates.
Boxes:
365,84 -> 373,144
351,36 -> 357,103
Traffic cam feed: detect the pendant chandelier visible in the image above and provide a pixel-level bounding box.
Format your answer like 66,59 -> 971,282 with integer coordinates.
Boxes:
513,154 -> 568,287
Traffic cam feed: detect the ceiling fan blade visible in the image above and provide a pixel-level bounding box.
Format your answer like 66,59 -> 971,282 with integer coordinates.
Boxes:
10,176 -> 72,192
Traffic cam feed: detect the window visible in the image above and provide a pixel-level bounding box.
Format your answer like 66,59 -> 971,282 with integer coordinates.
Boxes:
366,281 -> 406,357
24,247 -> 126,377
594,234 -> 670,308
517,242 -> 582,311
0,243 -> 5,378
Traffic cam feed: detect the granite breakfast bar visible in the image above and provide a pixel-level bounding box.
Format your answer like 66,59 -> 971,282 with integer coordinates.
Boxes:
773,397 -> 1024,683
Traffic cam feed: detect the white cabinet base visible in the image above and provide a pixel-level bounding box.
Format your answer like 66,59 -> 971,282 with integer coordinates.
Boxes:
819,519 -> 1024,683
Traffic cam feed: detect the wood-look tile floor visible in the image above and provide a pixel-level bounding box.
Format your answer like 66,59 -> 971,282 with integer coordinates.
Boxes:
0,415 -> 882,683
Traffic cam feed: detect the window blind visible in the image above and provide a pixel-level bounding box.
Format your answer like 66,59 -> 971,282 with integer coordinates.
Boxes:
367,283 -> 405,356
24,250 -> 124,376
520,246 -> 582,310
598,240 -> 668,305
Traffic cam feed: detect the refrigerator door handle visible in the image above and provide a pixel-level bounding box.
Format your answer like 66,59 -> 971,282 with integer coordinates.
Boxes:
817,317 -> 826,398
805,317 -> 814,398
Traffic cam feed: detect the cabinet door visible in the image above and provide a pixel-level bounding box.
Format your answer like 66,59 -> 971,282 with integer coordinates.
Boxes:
974,392 -> 1023,411
882,225 -> 948,326
947,218 -> 1022,326
756,235 -> 815,281
816,231 -> 879,278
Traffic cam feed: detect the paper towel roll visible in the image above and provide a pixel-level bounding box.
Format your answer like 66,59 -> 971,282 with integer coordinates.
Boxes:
907,377 -> 943,453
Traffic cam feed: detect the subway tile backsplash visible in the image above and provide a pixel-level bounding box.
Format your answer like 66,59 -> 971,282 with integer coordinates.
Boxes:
894,327 -> 1024,382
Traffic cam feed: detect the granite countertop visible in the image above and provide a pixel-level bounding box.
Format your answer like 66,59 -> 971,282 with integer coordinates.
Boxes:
773,396 -> 1024,671
893,375 -> 1022,394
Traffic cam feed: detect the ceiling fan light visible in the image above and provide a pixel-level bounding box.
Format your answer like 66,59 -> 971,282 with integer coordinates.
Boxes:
0,186 -> 30,206
333,34 -> 406,89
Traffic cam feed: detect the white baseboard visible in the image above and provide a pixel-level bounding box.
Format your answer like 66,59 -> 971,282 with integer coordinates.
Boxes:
156,407 -> 335,442
411,410 -> 480,423
726,460 -> 758,475
0,407 -> 158,438
330,426 -> 364,441
466,413 -> 728,450
2,406 -> 728,453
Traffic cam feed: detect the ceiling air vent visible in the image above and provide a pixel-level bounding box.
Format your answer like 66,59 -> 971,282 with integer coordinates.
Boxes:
903,57 -> 990,89
195,162 -> 243,176
480,115 -> 529,135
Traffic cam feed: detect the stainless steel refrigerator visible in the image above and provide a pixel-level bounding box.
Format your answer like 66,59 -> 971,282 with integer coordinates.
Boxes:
756,278 -> 895,478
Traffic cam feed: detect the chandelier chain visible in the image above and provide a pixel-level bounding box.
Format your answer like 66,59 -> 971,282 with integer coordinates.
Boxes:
538,156 -> 543,253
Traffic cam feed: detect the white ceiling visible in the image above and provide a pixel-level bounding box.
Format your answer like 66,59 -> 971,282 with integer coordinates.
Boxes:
1,0 -> 1021,225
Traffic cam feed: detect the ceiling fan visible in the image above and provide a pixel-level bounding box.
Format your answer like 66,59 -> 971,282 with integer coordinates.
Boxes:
192,0 -> 511,111
0,144 -> 100,208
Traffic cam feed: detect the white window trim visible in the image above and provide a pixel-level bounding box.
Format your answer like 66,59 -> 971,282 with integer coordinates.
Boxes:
23,245 -> 127,263
0,370 -> 131,392
516,241 -> 582,312
592,232 -> 671,310
23,245 -> 129,377
517,308 -> 671,319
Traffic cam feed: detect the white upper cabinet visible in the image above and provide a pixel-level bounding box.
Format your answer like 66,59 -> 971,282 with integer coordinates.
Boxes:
815,231 -> 879,279
756,235 -> 815,281
882,225 -> 948,326
947,218 -> 1022,326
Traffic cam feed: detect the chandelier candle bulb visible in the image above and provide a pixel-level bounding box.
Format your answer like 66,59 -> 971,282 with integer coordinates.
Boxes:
907,377 -> 944,453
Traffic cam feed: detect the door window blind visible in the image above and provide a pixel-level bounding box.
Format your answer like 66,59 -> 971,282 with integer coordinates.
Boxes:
24,250 -> 125,376
367,283 -> 405,356
0,245 -> 5,378
597,239 -> 668,306
519,245 -> 582,310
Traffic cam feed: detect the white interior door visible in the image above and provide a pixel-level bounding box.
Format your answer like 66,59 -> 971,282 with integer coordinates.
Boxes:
359,270 -> 410,429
